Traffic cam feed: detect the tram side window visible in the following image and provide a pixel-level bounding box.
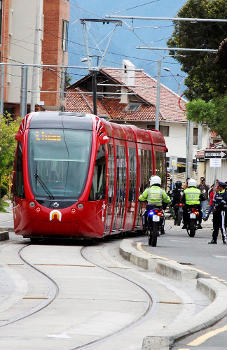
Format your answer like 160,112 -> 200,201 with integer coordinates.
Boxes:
14,143 -> 25,198
155,150 -> 166,187
128,147 -> 137,201
140,149 -> 152,192
89,145 -> 106,201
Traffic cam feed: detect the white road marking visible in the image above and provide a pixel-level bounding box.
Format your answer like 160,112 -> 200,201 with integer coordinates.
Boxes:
47,332 -> 71,339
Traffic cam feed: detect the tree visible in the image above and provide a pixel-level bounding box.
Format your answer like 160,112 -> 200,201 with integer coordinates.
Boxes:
186,96 -> 227,144
0,115 -> 20,205
167,0 -> 227,101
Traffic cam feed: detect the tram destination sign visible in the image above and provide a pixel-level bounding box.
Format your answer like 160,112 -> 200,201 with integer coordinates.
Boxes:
204,150 -> 227,159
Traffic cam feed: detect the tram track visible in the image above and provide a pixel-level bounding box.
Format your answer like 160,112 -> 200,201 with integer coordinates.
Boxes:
68,244 -> 157,350
0,238 -> 158,350
0,242 -> 59,328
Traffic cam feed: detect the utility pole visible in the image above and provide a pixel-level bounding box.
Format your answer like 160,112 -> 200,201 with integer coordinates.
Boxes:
0,64 -> 5,116
31,0 -> 42,112
92,69 -> 98,115
155,59 -> 161,130
20,66 -> 28,118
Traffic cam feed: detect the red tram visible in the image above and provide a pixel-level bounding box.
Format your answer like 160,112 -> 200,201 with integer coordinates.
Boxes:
13,112 -> 167,240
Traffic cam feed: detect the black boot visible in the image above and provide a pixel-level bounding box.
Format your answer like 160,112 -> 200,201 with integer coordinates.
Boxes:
208,239 -> 217,244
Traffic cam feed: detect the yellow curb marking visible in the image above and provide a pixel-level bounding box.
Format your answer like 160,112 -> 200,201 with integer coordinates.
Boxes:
136,241 -> 227,349
188,325 -> 227,346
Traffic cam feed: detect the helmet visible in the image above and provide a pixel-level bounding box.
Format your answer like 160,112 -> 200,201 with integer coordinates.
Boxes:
150,175 -> 161,186
175,181 -> 182,189
188,178 -> 197,187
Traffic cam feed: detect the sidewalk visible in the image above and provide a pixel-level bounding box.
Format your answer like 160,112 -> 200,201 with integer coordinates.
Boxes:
0,201 -> 13,240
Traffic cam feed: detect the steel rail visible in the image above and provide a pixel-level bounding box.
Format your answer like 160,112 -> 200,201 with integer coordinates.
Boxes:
0,243 -> 59,327
69,243 -> 157,350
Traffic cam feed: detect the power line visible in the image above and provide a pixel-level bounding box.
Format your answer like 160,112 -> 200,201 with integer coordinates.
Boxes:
109,0 -> 161,15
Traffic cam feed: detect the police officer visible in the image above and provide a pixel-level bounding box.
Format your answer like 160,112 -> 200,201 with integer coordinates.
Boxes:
208,181 -> 227,244
182,178 -> 203,229
139,175 -> 171,232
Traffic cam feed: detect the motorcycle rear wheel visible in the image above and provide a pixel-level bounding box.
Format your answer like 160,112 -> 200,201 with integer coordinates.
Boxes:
187,221 -> 196,237
177,211 -> 183,226
148,223 -> 158,246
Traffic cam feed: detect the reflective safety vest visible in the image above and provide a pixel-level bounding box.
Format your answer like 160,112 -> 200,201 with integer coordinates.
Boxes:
184,187 -> 201,205
139,185 -> 171,206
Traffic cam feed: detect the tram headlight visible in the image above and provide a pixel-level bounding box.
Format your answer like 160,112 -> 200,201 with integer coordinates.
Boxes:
29,201 -> 36,208
77,203 -> 84,210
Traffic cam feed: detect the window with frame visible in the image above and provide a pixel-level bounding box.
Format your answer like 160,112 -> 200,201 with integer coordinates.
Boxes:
193,128 -> 198,145
160,125 -> 169,137
62,20 -> 69,52
125,103 -> 141,112
147,124 -> 169,136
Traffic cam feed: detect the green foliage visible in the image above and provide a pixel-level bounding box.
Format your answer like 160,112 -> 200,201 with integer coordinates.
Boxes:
0,199 -> 9,212
167,0 -> 227,101
186,96 -> 227,143
0,115 -> 20,186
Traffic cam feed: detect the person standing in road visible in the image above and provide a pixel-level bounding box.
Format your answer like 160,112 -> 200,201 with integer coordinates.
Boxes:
204,183 -> 215,220
139,175 -> 171,233
208,181 -> 227,245
198,177 -> 209,219
183,177 -> 190,190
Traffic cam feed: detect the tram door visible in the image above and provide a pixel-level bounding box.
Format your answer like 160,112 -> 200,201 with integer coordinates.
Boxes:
124,145 -> 137,231
135,147 -> 153,227
112,145 -> 127,232
105,142 -> 115,234
88,144 -> 107,231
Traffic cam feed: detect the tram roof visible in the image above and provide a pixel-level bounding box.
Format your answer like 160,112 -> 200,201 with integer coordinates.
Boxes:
29,112 -> 93,130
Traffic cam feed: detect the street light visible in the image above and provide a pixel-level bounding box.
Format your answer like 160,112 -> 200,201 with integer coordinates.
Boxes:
163,67 -> 185,95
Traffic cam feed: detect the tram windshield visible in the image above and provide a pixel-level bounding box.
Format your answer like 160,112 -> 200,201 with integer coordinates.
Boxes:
28,129 -> 92,199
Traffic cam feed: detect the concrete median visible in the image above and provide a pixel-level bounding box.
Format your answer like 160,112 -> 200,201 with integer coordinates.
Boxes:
120,239 -> 227,350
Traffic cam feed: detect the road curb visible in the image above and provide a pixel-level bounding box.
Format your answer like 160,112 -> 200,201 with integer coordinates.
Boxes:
0,231 -> 9,241
119,239 -> 227,350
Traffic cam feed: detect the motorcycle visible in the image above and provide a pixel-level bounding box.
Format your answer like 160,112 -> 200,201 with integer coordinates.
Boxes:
173,202 -> 183,226
185,207 -> 200,237
147,207 -> 165,246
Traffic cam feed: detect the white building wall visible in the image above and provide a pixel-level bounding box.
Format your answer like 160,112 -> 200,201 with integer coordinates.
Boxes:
165,123 -> 187,159
192,124 -> 210,158
7,0 -> 43,105
205,160 -> 227,186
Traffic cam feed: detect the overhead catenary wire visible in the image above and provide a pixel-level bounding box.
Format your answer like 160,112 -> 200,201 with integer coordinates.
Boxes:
105,15 -> 227,23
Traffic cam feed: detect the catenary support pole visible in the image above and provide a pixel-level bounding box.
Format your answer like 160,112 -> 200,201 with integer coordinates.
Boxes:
0,64 -> 5,116
92,69 -> 97,115
186,120 -> 193,178
198,123 -> 203,149
155,59 -> 161,131
20,66 -> 28,118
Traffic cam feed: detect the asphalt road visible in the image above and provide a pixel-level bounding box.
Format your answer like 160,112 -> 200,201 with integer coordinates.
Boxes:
136,219 -> 227,350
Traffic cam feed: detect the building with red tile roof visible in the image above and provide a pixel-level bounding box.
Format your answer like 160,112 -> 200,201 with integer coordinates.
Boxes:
66,60 -> 209,174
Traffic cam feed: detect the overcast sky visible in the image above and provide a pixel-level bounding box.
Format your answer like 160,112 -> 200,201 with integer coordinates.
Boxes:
68,0 -> 188,94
